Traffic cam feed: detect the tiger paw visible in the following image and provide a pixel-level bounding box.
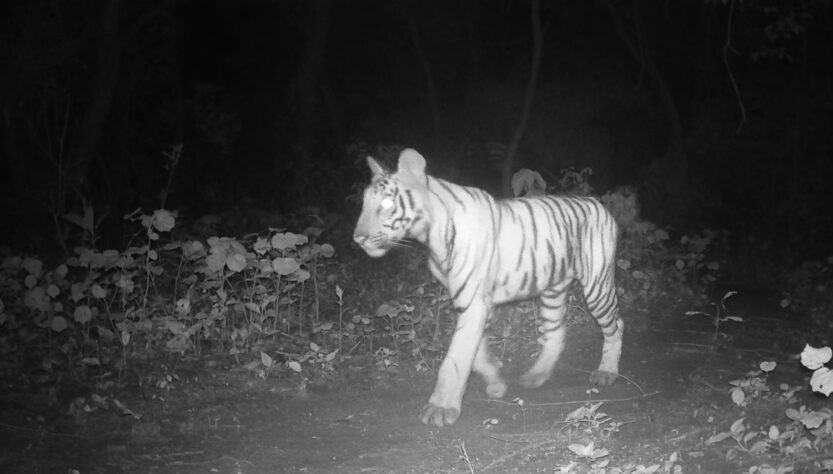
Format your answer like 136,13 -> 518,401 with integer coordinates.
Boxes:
420,404 -> 460,427
590,369 -> 618,386
518,370 -> 551,389
485,380 -> 508,399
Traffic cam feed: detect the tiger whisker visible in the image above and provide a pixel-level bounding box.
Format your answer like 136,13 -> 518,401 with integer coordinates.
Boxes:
391,240 -> 414,249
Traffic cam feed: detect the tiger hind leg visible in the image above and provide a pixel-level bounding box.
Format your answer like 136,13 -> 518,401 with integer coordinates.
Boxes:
519,290 -> 567,389
472,335 -> 507,398
588,314 -> 623,385
584,276 -> 623,386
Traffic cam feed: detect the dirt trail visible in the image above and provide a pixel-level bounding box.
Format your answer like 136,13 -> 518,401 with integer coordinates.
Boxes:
0,295 -> 810,473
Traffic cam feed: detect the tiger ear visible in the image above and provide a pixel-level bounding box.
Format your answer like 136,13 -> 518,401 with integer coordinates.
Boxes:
397,148 -> 427,181
366,156 -> 387,178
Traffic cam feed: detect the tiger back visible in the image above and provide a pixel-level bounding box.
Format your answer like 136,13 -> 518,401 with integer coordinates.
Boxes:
354,148 -> 624,427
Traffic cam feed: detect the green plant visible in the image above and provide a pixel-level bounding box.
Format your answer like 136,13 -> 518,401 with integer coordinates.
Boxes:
373,302 -> 415,346
728,361 -> 777,407
601,186 -> 640,231
0,203 -> 339,387
801,344 -> 833,396
782,257 -> 833,330
685,290 -> 743,340
559,388 -> 624,438
564,401 -> 616,434
62,199 -> 106,249
676,231 -> 727,295
704,354 -> 833,471
566,440 -> 610,466
554,167 -> 594,195
785,405 -> 833,449
346,300 -> 427,366
706,417 -> 789,460
614,224 -> 726,314
335,285 -> 344,354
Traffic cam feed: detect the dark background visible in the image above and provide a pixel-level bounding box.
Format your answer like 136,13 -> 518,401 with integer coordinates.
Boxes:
1,0 -> 831,277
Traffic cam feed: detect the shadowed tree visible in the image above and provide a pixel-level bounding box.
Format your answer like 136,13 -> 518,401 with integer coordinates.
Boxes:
70,0 -> 122,190
286,0 -> 331,197
602,0 -> 688,180
501,0 -> 542,197
0,0 -> 180,251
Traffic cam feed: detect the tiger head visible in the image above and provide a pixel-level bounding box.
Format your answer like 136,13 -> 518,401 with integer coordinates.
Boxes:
353,149 -> 429,258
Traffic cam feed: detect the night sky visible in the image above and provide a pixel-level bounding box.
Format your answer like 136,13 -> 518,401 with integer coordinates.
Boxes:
1,0 -> 831,264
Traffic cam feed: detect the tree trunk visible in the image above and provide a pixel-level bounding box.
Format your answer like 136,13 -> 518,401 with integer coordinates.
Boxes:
70,0 -> 123,191
603,0 -> 687,170
501,0 -> 542,197
0,75 -> 25,199
291,0 -> 331,165
406,15 -> 442,150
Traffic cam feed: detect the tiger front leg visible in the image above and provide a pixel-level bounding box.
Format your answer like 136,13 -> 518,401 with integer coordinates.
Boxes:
421,302 -> 489,427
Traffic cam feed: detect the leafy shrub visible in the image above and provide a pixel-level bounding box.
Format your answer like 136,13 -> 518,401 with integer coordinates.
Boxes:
705,352 -> 833,471
0,207 -> 337,383
782,257 -> 833,331
614,223 -> 726,316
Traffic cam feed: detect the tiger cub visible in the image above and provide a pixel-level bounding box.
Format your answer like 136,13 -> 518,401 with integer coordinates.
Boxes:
354,149 -> 623,427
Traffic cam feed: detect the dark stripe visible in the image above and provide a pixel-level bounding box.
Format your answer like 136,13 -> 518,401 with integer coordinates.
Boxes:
519,200 -> 538,247
539,296 -> 563,310
545,242 -> 557,288
537,317 -> 564,331
434,179 -> 465,206
445,219 -> 457,266
390,194 -> 409,228
515,229 -> 526,271
452,277 -> 469,302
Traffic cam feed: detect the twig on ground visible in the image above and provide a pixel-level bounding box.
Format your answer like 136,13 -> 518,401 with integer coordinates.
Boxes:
457,439 -> 475,474
478,390 -> 660,408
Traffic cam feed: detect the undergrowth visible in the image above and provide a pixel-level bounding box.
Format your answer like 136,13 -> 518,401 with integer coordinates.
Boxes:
0,164 -> 755,398
2,153 -> 833,473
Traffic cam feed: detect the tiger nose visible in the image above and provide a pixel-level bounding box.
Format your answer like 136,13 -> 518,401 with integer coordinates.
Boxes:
353,232 -> 366,246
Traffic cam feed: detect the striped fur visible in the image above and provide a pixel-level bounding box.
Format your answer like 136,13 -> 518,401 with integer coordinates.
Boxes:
354,149 -> 623,427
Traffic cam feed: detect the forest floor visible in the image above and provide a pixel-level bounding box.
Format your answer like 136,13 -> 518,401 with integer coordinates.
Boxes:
2,289 -> 826,473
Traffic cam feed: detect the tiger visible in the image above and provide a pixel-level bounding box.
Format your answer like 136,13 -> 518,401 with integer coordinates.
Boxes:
353,148 -> 623,427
